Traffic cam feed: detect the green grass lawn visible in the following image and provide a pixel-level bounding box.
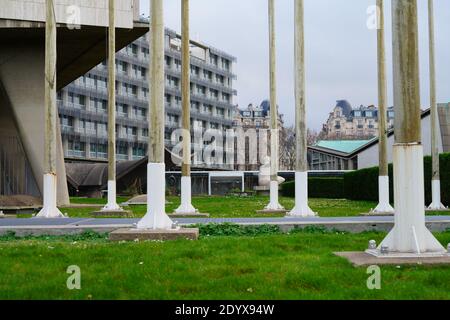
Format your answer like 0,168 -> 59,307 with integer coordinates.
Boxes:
63,196 -> 378,218
1,229 -> 449,300
60,196 -> 446,219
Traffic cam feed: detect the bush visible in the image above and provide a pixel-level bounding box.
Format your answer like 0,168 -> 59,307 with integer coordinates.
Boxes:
282,177 -> 345,199
344,153 -> 449,205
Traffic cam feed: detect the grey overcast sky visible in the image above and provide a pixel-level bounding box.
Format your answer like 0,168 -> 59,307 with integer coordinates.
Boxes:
139,0 -> 450,130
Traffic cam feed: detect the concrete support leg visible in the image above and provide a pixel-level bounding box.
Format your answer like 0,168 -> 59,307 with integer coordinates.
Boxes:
102,180 -> 122,211
428,180 -> 447,210
264,180 -> 284,211
35,173 -> 64,218
287,171 -> 316,217
378,144 -> 445,254
137,163 -> 173,230
174,176 -> 198,215
372,176 -> 395,214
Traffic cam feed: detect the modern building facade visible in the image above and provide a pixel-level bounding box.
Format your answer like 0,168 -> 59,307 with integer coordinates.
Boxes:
58,28 -> 237,168
323,100 -> 394,140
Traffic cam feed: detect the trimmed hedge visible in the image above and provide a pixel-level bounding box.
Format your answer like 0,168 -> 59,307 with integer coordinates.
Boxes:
282,177 -> 345,199
344,153 -> 449,205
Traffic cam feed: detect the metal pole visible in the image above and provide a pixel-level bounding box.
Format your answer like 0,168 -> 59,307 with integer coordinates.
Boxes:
288,0 -> 315,217
181,0 -> 191,178
175,0 -> 198,215
372,0 -> 394,214
36,0 -> 64,218
264,0 -> 284,211
375,0 -> 444,254
427,0 -> 445,210
103,0 -> 122,212
137,0 -> 173,229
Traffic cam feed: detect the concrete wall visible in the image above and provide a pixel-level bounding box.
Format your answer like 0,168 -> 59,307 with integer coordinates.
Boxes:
0,43 -> 70,205
0,0 -> 138,28
357,113 -> 443,169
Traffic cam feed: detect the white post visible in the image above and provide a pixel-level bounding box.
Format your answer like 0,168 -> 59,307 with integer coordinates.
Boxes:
174,0 -> 198,215
264,0 -> 284,211
372,0 -> 394,214
427,0 -> 446,211
375,0 -> 445,255
137,0 -> 173,230
288,0 -> 316,217
36,0 -> 64,218
102,0 -> 123,212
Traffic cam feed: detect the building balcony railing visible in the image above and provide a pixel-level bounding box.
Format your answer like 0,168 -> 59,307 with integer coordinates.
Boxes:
116,154 -> 129,161
89,152 -> 108,160
67,150 -> 86,158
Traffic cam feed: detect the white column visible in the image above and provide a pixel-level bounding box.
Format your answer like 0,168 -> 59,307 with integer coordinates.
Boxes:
102,0 -> 122,212
264,0 -> 284,211
372,0 -> 394,214
174,0 -> 198,215
288,0 -> 315,217
137,0 -> 174,230
376,0 -> 445,255
36,0 -> 64,218
427,0 -> 446,211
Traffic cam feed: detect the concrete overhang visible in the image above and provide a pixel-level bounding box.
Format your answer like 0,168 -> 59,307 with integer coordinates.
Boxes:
0,19 -> 148,89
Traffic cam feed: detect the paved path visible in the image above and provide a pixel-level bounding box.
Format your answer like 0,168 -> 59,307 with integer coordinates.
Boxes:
0,216 -> 449,236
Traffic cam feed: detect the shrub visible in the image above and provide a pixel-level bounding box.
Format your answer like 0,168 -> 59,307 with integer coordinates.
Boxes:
281,177 -> 345,199
344,153 -> 449,205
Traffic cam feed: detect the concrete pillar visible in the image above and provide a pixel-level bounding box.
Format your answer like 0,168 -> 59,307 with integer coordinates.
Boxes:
137,0 -> 173,229
102,0 -> 122,212
264,0 -> 284,211
375,0 -> 445,255
372,0 -> 394,214
175,0 -> 198,215
288,0 -> 315,217
427,0 -> 446,210
36,0 -> 64,218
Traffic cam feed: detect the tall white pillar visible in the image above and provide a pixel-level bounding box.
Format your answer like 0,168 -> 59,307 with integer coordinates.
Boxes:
264,0 -> 284,212
288,0 -> 316,217
374,0 -> 445,255
102,0 -> 123,212
372,0 -> 394,214
426,0 -> 446,211
36,0 -> 64,218
137,0 -> 173,230
174,0 -> 198,215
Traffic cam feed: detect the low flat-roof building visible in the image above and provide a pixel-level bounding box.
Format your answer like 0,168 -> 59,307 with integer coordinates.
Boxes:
309,106 -> 448,171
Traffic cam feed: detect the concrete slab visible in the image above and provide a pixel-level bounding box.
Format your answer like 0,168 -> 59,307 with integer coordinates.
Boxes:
335,251 -> 450,267
360,212 -> 395,217
0,216 -> 449,237
109,228 -> 199,241
169,213 -> 210,218
256,209 -> 288,215
91,210 -> 133,218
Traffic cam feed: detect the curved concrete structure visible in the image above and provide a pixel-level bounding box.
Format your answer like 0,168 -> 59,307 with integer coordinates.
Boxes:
0,0 -> 146,205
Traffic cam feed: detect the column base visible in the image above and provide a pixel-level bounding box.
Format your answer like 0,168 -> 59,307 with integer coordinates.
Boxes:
173,176 -> 200,215
137,163 -> 174,230
101,180 -> 123,212
370,176 -> 395,215
263,181 -> 285,211
287,172 -> 317,217
35,174 -> 65,218
377,144 -> 445,254
427,180 -> 448,211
